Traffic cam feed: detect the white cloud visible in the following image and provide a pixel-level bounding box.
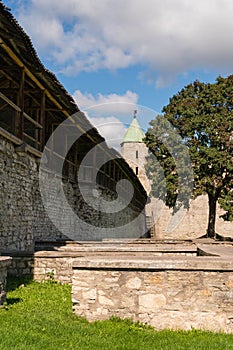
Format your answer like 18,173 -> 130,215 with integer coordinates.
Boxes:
73,90 -> 138,115
72,90 -> 138,149
13,0 -> 233,85
87,116 -> 127,150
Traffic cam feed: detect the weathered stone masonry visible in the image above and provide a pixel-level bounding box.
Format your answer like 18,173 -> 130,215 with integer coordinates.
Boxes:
0,130 -> 147,256
2,1 -> 233,336
0,257 -> 11,305
0,133 -> 36,252
72,253 -> 233,333
8,241 -> 196,283
0,132 -> 73,252
0,1 -> 147,257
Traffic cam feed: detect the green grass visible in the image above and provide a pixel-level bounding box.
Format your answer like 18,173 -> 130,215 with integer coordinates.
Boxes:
1,277 -> 233,350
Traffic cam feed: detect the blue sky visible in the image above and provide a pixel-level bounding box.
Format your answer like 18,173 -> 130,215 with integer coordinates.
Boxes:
4,0 -> 233,148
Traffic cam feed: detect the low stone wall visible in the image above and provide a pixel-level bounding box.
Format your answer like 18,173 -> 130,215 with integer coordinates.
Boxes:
0,257 -> 12,305
5,253 -> 73,284
5,241 -> 197,283
72,255 -> 233,333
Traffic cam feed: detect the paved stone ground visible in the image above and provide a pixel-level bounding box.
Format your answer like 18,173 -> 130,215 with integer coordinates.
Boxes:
195,238 -> 233,258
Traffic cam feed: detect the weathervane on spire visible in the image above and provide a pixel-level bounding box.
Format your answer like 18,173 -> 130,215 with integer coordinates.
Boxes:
133,110 -> 137,119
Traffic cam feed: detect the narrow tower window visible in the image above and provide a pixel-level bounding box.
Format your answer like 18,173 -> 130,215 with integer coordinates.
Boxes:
136,150 -> 138,159
135,167 -> 138,175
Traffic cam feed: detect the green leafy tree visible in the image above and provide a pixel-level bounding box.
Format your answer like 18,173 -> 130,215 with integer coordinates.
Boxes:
145,76 -> 233,238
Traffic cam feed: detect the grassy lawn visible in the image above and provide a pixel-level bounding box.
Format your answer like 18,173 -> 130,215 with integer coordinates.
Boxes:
0,277 -> 233,349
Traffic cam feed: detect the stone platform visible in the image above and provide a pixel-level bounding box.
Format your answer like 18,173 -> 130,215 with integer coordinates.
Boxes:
6,240 -> 197,283
70,239 -> 233,333
4,239 -> 233,332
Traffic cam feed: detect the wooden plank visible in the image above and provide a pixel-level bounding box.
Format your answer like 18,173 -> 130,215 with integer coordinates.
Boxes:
23,112 -> 42,129
40,90 -> 45,151
23,131 -> 40,145
0,65 -> 19,71
0,126 -> 42,158
92,146 -> 97,182
0,68 -> 19,88
0,102 -> 8,111
0,91 -> 21,112
15,68 -> 25,139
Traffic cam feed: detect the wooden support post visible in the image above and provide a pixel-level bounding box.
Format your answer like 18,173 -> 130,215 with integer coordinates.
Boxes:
40,90 -> 46,151
113,161 -> 116,181
74,145 -> 79,181
15,68 -> 25,139
92,145 -> 97,184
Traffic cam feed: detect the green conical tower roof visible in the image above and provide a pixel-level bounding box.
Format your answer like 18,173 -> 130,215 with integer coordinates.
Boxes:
122,112 -> 145,144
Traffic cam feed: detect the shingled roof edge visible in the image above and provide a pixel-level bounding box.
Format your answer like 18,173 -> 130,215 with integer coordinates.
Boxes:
0,1 -> 79,113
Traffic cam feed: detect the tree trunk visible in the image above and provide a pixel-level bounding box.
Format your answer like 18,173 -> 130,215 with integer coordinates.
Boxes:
207,193 -> 217,238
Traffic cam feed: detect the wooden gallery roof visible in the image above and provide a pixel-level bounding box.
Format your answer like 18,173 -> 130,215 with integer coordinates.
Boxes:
0,1 -> 147,208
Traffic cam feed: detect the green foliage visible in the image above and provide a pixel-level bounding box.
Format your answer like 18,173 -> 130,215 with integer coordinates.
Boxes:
46,270 -> 58,283
145,76 -> 233,237
145,114 -> 193,212
1,277 -> 233,349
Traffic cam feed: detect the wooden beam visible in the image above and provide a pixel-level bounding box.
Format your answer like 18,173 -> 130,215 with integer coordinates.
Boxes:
0,37 -> 102,148
0,65 -> 20,71
0,69 -> 19,87
0,88 -> 42,95
0,37 -> 66,115
0,126 -> 42,158
0,88 -> 19,93
44,108 -> 63,112
23,131 -> 40,145
0,102 -> 8,111
0,37 -> 135,182
15,68 -> 25,139
40,90 -> 46,151
23,112 -> 42,129
92,146 -> 97,183
0,91 -> 21,112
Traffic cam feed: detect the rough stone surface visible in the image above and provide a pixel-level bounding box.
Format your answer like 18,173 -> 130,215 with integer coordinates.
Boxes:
0,257 -> 12,305
6,241 -> 197,282
0,133 -> 146,253
121,129 -> 233,240
7,254 -> 73,284
154,195 -> 233,240
72,252 -> 233,333
0,135 -> 37,251
0,134 -> 70,252
121,142 -> 150,194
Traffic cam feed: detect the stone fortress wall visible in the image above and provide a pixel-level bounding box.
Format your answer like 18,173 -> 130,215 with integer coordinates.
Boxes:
1,124 -> 230,257
154,195 -> 233,239
1,1 -> 233,334
0,133 -> 36,252
121,142 -> 151,195
0,131 -> 147,254
0,1 -> 147,255
120,116 -> 233,239
0,131 -> 81,253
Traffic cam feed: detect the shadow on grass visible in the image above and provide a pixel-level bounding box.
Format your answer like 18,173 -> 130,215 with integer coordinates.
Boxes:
6,275 -> 33,292
5,297 -> 22,306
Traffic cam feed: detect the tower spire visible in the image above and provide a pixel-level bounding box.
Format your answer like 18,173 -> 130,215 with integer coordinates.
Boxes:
121,111 -> 145,144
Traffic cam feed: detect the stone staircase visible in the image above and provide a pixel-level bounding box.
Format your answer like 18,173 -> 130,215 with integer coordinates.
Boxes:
146,215 -> 156,238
